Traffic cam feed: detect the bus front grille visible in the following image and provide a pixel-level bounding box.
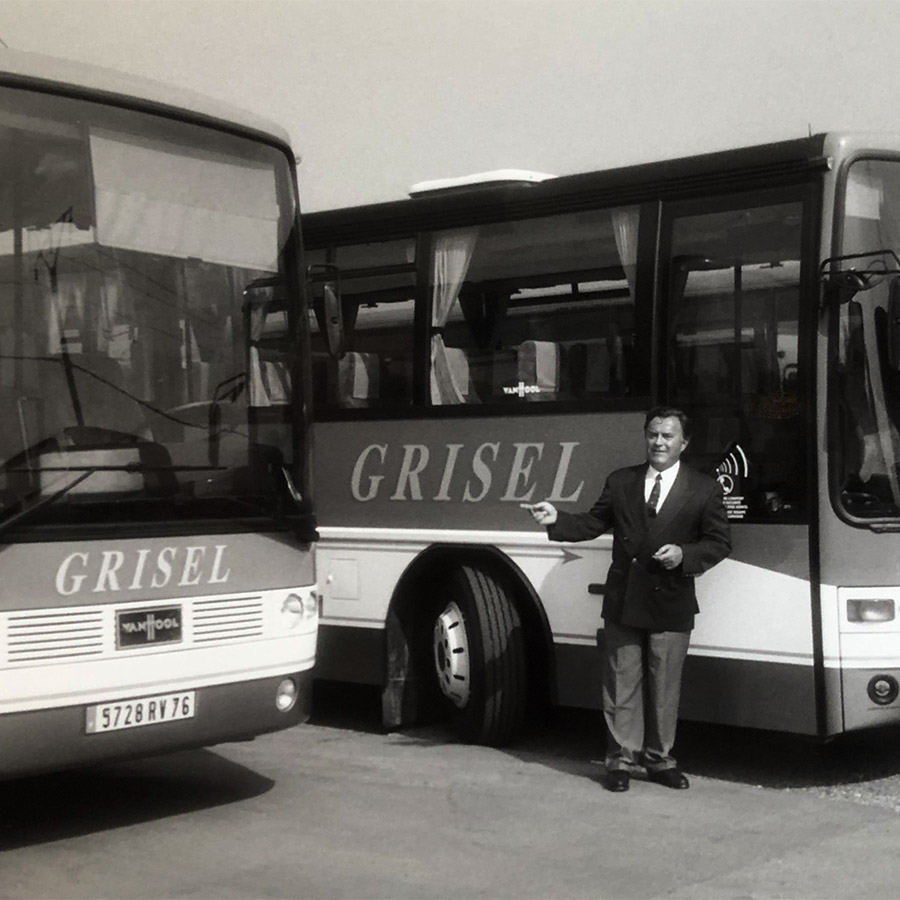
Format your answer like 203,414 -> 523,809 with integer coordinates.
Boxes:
1,594 -> 269,664
191,595 -> 265,643
6,609 -> 105,662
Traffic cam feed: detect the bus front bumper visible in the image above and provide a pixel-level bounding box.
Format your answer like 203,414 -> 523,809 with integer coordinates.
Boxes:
0,669 -> 313,780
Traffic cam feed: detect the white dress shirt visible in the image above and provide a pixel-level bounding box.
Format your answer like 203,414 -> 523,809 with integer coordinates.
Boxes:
644,460 -> 680,511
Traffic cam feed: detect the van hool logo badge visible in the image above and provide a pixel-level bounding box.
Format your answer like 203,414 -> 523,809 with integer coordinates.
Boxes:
116,607 -> 183,648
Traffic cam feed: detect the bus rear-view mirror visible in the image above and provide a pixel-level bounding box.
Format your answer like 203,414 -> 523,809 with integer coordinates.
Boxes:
322,282 -> 344,358
308,263 -> 344,358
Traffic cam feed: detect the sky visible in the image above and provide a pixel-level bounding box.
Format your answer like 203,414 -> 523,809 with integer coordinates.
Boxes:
1,0 -> 900,212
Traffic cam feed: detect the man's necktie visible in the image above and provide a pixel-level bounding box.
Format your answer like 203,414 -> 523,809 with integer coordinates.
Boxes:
647,473 -> 662,517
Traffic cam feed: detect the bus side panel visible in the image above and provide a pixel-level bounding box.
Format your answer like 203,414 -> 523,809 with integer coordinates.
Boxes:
313,413 -> 644,533
315,413 -> 820,733
554,644 -> 818,733
550,523 -> 818,733
319,520 -> 820,733
315,622 -> 385,684
681,523 -> 817,732
680,658 -> 817,733
314,410 -> 641,687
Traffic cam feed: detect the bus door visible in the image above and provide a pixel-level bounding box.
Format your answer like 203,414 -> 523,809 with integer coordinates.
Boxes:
659,188 -> 819,733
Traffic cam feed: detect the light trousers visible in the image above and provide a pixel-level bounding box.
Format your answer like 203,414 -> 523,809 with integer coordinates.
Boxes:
601,621 -> 691,773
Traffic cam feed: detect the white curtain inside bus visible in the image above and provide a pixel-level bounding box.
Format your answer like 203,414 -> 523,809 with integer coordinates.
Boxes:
430,227 -> 478,404
611,207 -> 639,298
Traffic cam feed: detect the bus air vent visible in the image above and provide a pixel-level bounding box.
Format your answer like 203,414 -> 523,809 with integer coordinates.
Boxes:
191,595 -> 265,643
6,609 -> 104,662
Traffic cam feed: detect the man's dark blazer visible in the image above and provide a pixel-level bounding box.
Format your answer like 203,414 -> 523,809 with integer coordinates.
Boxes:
547,463 -> 732,632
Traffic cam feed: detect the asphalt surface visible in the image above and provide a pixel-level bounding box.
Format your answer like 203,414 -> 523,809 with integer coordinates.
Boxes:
3,682 -> 900,899
305,683 -> 900,898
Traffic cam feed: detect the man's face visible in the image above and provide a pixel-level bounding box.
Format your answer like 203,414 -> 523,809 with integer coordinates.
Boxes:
644,416 -> 689,471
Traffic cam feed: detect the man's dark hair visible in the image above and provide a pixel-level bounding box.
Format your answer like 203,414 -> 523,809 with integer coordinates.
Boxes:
644,406 -> 691,440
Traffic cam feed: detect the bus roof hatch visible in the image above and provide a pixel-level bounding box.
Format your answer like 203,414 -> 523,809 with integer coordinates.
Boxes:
408,169 -> 557,197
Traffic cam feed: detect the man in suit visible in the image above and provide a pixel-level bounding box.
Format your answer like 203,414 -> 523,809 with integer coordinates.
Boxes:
525,407 -> 731,792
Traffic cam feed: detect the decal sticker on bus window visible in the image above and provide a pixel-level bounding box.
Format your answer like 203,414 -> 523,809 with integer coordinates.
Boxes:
717,443 -> 750,521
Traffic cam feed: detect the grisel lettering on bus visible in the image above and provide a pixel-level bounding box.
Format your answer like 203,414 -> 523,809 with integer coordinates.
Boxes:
55,545 -> 232,595
350,441 -> 585,503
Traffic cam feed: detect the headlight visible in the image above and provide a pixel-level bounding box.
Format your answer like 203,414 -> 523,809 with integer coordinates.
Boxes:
281,591 -> 317,626
276,678 -> 298,712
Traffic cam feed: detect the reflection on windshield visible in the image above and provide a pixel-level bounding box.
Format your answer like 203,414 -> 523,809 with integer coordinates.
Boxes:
0,87 -> 299,528
836,159 -> 900,520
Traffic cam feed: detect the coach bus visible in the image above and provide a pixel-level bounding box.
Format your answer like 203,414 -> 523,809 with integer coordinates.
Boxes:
0,48 -> 318,777
302,132 -> 900,747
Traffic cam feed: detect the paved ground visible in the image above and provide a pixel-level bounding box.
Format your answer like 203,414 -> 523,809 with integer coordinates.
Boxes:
3,683 -> 900,899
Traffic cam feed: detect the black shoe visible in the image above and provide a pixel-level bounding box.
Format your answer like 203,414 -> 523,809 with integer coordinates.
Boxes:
648,768 -> 689,790
603,770 -> 630,792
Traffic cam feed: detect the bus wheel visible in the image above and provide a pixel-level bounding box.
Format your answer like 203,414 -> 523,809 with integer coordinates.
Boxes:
431,564 -> 526,746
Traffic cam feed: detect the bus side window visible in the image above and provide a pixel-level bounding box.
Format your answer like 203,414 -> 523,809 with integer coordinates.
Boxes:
346,298 -> 414,408
431,205 -> 643,406
308,239 -> 416,414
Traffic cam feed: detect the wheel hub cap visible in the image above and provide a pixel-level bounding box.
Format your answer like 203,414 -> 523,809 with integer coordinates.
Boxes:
433,601 -> 470,708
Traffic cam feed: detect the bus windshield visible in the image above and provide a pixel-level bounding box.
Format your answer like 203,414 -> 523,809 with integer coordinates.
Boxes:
835,158 -> 900,521
0,86 -> 303,529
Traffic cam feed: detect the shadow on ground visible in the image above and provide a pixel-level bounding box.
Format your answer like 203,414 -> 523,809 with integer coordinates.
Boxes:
311,679 -> 900,791
0,748 -> 274,850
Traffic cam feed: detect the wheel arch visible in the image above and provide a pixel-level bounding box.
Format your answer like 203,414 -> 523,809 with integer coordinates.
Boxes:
381,542 -> 556,732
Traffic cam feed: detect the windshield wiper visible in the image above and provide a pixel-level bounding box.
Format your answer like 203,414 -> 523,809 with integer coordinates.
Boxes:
5,463 -> 228,475
0,459 -> 230,533
0,460 -> 312,536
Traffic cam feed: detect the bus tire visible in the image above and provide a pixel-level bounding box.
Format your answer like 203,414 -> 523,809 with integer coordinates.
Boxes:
431,563 -> 526,747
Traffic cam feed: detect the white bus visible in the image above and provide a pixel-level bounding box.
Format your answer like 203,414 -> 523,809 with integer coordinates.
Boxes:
304,134 -> 900,746
0,49 -> 318,777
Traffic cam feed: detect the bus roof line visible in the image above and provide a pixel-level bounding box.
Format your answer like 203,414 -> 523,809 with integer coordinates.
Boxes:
0,47 -> 292,150
304,135 -> 833,243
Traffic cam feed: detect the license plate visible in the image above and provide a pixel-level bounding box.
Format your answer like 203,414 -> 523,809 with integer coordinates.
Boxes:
85,690 -> 196,734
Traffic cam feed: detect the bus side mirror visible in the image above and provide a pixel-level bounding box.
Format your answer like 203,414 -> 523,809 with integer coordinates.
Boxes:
888,280 -> 900,372
322,282 -> 344,358
308,264 -> 344,358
